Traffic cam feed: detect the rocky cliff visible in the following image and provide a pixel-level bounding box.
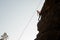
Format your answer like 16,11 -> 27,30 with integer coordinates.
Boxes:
35,0 -> 60,40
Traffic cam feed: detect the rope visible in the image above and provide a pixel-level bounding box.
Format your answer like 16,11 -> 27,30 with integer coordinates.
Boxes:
18,13 -> 35,40
17,1 -> 41,40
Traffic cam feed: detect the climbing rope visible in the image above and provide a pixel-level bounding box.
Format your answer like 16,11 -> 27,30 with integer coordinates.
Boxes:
17,0 -> 44,40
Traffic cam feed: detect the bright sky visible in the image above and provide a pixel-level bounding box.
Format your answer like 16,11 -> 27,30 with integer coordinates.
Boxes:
0,0 -> 45,40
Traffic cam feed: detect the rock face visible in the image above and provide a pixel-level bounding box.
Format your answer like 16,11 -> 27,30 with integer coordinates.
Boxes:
35,0 -> 60,40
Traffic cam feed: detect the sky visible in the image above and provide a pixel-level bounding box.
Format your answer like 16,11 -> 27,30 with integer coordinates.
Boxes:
0,0 -> 45,40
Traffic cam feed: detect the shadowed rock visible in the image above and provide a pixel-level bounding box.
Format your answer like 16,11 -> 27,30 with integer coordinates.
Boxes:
35,0 -> 60,40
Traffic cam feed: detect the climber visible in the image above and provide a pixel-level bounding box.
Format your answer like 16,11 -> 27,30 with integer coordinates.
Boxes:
37,10 -> 41,21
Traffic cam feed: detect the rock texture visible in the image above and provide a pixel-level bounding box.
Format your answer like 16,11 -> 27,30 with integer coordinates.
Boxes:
35,0 -> 60,40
